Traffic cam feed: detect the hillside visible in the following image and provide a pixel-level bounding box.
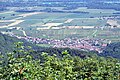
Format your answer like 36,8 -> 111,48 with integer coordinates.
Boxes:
0,33 -> 120,79
0,33 -> 96,59
0,42 -> 120,79
0,33 -> 21,53
0,33 -> 40,53
1,32 -> 120,59
99,42 -> 120,59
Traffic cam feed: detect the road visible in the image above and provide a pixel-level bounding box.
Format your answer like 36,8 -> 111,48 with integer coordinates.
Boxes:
92,29 -> 98,37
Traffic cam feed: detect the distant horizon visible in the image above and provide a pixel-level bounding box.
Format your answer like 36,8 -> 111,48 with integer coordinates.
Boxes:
1,0 -> 120,2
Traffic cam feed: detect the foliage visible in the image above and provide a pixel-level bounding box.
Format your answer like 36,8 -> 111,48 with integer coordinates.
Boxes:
99,42 -> 120,59
0,42 -> 120,80
0,33 -> 34,53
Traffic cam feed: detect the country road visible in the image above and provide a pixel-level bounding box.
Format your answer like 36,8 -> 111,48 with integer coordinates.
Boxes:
20,30 -> 27,36
92,30 -> 98,36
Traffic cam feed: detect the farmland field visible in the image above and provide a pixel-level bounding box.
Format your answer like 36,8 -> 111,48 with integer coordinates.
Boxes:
0,7 -> 120,42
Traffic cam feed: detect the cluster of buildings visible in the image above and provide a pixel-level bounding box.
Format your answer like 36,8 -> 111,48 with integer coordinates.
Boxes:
53,38 -> 108,53
10,34 -> 110,53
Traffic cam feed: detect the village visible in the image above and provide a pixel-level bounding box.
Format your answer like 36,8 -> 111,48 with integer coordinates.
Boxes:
9,33 -> 110,53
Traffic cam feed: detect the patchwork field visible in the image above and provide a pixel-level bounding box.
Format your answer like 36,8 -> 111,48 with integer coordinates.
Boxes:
0,7 -> 120,43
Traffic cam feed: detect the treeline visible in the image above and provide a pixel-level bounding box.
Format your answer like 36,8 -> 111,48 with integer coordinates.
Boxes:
87,2 -> 120,11
15,8 -> 89,14
99,42 -> 120,59
0,33 -> 42,53
1,1 -> 120,11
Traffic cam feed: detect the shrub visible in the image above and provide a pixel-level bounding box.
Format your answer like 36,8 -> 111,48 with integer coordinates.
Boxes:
0,42 -> 120,80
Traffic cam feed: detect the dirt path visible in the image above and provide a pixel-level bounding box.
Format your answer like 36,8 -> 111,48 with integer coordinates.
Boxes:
0,20 -> 24,28
18,12 -> 43,17
64,19 -> 73,23
20,30 -> 27,36
92,30 -> 98,36
37,23 -> 63,30
0,20 -> 16,22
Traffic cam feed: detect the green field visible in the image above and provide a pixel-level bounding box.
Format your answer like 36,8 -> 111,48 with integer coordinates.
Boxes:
62,18 -> 107,26
0,11 -> 22,20
0,22 -> 13,26
0,8 -> 120,42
